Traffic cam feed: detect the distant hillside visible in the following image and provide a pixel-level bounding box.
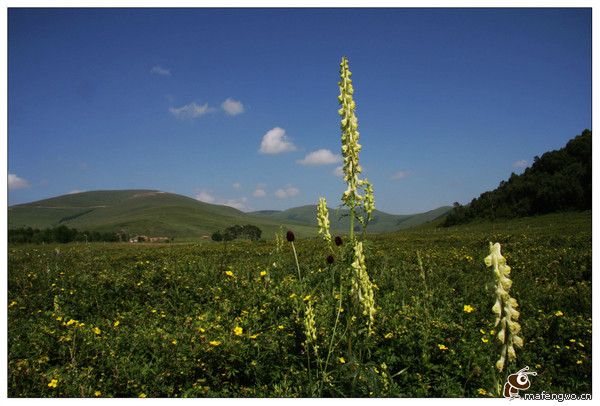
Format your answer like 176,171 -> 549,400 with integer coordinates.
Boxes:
9,190 -> 451,239
443,129 -> 592,227
249,205 -> 451,233
8,190 -> 317,239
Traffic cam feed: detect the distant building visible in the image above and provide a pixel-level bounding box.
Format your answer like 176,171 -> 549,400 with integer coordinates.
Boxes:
129,235 -> 170,243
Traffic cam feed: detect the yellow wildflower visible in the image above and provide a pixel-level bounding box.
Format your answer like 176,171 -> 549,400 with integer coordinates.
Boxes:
225,270 -> 234,277
277,325 -> 285,330
233,326 -> 243,336
113,320 -> 120,327
339,357 -> 346,364
438,344 -> 448,351
481,337 -> 489,343
577,360 -> 583,365
555,310 -> 564,317
463,304 -> 475,313
47,379 -> 58,388
317,197 -> 332,244
478,388 -> 487,395
303,295 -> 311,302
260,271 -> 267,277
92,327 -> 101,335
209,340 -> 221,346
249,334 -> 258,339
171,339 -> 177,345
94,391 -> 102,397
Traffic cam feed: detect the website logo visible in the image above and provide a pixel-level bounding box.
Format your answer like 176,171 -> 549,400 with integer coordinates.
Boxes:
504,366 -> 537,399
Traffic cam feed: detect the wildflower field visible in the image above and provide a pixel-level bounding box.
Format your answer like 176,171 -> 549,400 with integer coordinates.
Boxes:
7,211 -> 591,397
8,57 -> 592,398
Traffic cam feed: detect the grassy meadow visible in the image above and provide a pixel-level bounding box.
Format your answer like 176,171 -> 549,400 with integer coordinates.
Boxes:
8,211 -> 591,397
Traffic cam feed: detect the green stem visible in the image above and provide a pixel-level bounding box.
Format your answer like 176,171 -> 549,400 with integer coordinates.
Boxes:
291,241 -> 301,281
349,206 -> 355,242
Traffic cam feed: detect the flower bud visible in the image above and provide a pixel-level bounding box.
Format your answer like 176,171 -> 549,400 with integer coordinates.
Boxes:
286,230 -> 295,242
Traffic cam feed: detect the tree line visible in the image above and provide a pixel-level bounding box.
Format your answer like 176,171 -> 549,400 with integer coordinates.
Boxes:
443,129 -> 591,227
211,224 -> 262,242
8,226 -> 124,244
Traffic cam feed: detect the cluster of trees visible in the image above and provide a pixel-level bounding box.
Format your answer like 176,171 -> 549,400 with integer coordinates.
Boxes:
8,226 -> 123,244
211,224 -> 262,242
443,129 -> 592,227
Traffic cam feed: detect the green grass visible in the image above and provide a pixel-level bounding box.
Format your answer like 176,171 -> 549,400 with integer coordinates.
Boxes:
8,211 -> 591,397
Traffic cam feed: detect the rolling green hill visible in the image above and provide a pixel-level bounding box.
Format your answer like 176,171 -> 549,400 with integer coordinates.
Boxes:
8,190 -> 317,239
9,190 -> 451,239
443,129 -> 592,226
249,205 -> 451,233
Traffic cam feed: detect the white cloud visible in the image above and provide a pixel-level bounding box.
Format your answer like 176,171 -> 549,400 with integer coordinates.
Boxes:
169,102 -> 214,119
195,190 -> 216,203
259,127 -> 297,154
332,166 -> 344,177
512,160 -> 528,169
232,182 -> 241,190
222,197 -> 248,211
297,149 -> 342,166
151,65 -> 171,76
253,184 -> 267,197
275,185 -> 299,199
195,189 -> 249,211
221,98 -> 245,116
391,171 -> 410,180
8,173 -> 30,190
68,189 -> 85,194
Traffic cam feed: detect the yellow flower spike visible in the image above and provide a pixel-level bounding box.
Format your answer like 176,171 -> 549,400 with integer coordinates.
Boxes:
350,241 -> 376,334
363,180 -> 375,220
304,301 -> 318,355
316,197 -> 332,244
486,242 -> 523,372
339,57 -> 364,207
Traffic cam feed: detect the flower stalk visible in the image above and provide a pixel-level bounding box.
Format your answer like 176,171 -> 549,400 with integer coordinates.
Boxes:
485,242 -> 523,373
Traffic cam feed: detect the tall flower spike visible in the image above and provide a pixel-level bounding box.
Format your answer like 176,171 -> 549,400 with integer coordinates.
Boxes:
485,242 -> 523,372
351,241 -> 376,334
317,197 -> 332,244
363,179 -> 375,221
339,57 -> 363,206
304,301 -> 318,356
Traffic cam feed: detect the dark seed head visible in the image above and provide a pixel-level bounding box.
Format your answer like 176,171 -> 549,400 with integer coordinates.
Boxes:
326,255 -> 335,264
286,230 -> 295,242
334,236 -> 343,246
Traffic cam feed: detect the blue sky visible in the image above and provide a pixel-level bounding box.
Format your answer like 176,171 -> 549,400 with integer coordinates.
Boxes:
8,8 -> 591,213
